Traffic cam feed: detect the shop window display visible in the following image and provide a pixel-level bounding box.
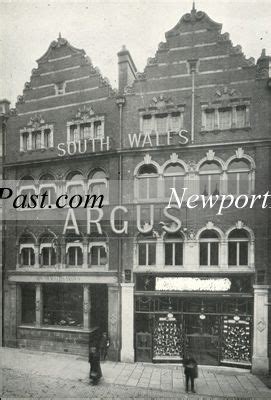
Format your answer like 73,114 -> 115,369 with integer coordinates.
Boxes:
21,284 -> 36,324
43,284 -> 83,327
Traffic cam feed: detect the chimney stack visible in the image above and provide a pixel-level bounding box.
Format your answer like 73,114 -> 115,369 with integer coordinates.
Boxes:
117,45 -> 137,93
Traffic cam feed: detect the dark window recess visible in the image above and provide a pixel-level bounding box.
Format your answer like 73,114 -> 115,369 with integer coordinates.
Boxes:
43,284 -> 83,327
21,284 -> 36,324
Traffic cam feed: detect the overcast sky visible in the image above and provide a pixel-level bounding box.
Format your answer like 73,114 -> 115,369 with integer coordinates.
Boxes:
0,0 -> 270,106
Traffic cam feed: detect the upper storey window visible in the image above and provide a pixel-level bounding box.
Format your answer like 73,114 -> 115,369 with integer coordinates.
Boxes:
199,161 -> 221,196
20,114 -> 53,152
139,95 -> 185,135
201,86 -> 250,133
67,106 -> 104,142
136,164 -> 158,200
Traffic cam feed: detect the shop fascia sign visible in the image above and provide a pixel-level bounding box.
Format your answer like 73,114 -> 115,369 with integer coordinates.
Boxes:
155,277 -> 232,292
57,129 -> 189,156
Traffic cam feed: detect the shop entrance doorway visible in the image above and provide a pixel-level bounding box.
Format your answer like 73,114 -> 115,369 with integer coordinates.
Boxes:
184,314 -> 220,365
135,294 -> 253,367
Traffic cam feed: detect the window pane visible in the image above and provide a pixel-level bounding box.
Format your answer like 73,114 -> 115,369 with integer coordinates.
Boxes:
138,177 -> 147,199
142,116 -> 152,133
148,243 -> 156,265
149,177 -> 157,198
200,243 -> 208,265
219,109 -> 231,129
30,249 -> 35,265
239,172 -> 250,194
42,248 -> 49,265
175,243 -> 183,265
100,247 -> 107,265
77,248 -> 83,265
210,242 -> 218,265
68,248 -> 75,265
94,121 -> 103,138
138,244 -> 146,265
200,176 -> 209,195
21,284 -> 36,324
43,284 -> 83,327
171,113 -> 181,131
165,243 -> 173,265
239,242 -> 248,265
236,106 -> 246,128
228,242 -> 237,266
228,173 -> 238,195
165,176 -> 174,198
156,115 -> 167,133
205,111 -> 215,130
210,174 -> 220,195
91,246 -> 98,265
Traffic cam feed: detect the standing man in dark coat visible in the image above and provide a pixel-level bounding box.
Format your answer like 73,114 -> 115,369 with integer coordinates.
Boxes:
89,346 -> 102,385
183,353 -> 198,393
99,332 -> 110,360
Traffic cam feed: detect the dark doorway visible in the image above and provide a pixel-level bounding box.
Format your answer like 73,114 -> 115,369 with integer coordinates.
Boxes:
91,284 -> 108,333
184,314 -> 220,365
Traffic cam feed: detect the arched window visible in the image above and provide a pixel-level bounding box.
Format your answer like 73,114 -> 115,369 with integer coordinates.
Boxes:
138,234 -> 156,266
199,162 -> 221,196
164,163 -> 185,198
164,233 -> 183,266
228,229 -> 249,266
39,174 -> 56,207
88,170 -> 108,202
199,230 -> 219,266
65,233 -> 83,267
19,176 -> 36,198
66,172 -> 84,199
88,234 -> 108,267
137,164 -> 158,200
39,232 -> 56,267
19,232 -> 35,267
228,159 -> 251,195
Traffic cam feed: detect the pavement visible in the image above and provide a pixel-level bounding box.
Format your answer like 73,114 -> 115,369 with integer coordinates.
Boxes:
1,347 -> 270,399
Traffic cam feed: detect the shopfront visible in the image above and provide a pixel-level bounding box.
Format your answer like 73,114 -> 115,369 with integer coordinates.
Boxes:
135,274 -> 253,367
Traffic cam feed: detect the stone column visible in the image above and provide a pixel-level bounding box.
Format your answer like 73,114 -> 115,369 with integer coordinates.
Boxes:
120,283 -> 134,362
83,238 -> 88,268
83,284 -> 91,330
252,285 -> 270,374
34,245 -> 39,268
108,284 -> 120,361
35,284 -> 43,326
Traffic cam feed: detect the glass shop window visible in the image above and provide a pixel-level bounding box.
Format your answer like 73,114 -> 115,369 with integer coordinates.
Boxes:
21,284 -> 36,324
43,284 -> 83,327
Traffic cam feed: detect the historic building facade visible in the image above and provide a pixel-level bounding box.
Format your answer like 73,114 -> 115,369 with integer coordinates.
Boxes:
2,6 -> 271,373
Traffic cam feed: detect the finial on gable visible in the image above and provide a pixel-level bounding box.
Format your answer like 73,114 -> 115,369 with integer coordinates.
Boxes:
192,1 -> 196,12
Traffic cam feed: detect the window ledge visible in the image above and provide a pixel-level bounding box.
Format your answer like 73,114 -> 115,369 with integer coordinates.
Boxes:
200,126 -> 251,135
18,324 -> 96,334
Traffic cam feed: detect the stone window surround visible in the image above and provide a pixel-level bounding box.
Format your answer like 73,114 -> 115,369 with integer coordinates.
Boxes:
17,239 -> 109,270
134,150 -> 255,202
20,124 -> 54,152
201,100 -> 251,132
19,283 -> 92,330
139,105 -> 185,134
133,222 -> 255,271
67,115 -> 105,142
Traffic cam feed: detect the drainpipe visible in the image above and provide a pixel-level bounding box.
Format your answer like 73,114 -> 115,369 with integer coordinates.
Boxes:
116,95 -> 125,360
188,60 -> 198,144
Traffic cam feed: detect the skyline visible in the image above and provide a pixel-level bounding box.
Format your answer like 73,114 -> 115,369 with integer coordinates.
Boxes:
0,0 -> 270,106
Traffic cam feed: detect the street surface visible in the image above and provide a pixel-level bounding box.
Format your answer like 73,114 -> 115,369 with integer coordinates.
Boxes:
1,348 -> 270,399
